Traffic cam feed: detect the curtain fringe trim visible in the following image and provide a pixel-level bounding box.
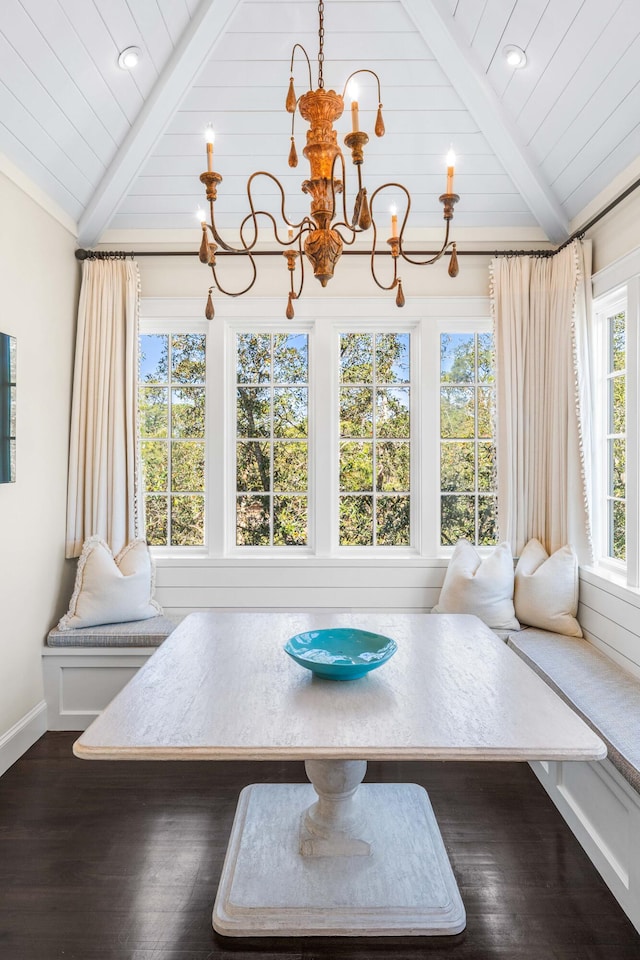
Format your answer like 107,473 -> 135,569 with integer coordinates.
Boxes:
568,240 -> 594,559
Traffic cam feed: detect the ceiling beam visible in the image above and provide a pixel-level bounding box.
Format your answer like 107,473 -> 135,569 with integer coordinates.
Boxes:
77,0 -> 243,247
400,0 -> 570,243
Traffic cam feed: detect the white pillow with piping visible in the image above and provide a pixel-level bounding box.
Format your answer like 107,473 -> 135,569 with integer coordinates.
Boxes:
58,536 -> 162,630
432,539 -> 519,631
514,538 -> 582,637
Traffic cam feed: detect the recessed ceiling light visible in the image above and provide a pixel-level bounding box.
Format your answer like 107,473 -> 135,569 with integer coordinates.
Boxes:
503,44 -> 527,69
118,46 -> 141,70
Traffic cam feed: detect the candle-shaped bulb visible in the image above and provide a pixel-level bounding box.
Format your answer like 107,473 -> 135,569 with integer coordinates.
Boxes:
347,80 -> 359,132
446,145 -> 455,194
390,203 -> 398,238
196,207 -> 206,223
205,124 -> 215,172
288,227 -> 294,242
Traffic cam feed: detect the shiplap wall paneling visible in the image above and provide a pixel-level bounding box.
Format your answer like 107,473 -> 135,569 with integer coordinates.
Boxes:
153,561 -> 447,618
578,573 -> 640,678
122,0 -> 531,233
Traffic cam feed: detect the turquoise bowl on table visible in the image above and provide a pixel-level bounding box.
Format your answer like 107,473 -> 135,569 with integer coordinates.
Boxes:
283,627 -> 397,681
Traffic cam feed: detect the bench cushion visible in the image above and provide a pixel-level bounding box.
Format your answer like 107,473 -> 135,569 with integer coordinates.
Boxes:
507,628 -> 640,791
47,615 -> 176,647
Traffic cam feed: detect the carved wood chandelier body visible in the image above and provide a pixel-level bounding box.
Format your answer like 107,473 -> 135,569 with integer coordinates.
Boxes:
198,0 -> 460,319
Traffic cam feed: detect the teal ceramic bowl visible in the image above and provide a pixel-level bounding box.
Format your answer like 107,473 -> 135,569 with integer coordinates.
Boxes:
283,627 -> 397,680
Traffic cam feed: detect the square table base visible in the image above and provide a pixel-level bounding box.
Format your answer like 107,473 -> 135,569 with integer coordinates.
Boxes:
213,781 -> 466,937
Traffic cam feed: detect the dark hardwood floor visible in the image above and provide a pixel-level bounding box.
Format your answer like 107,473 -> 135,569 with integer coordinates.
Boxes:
0,733 -> 638,960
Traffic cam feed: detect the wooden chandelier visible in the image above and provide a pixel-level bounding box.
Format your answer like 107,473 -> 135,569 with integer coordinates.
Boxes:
197,0 -> 460,319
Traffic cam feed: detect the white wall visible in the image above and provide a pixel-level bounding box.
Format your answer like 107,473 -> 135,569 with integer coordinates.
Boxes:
0,172 -> 78,741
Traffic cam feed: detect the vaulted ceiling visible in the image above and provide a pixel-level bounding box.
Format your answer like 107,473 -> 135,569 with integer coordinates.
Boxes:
1,0 -> 639,248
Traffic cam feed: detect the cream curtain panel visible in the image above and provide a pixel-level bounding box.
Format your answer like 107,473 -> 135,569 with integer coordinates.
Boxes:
491,239 -> 593,562
65,259 -> 141,559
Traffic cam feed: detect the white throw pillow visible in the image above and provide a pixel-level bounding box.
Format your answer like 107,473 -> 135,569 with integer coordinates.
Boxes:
514,539 -> 582,637
58,536 -> 162,630
432,540 -> 519,631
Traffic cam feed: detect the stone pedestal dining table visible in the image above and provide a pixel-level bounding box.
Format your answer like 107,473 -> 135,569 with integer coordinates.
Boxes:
74,611 -> 606,937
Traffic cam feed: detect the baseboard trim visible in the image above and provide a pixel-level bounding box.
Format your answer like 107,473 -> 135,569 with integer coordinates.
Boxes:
0,701 -> 47,777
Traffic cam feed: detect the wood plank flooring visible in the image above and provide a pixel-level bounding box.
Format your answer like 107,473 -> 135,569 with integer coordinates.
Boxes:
0,732 -> 638,959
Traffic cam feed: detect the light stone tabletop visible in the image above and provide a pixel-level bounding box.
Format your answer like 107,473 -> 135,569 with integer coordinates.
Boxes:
74,611 -> 606,763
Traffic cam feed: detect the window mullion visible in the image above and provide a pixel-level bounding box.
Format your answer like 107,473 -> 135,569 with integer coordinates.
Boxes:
372,339 -> 378,547
167,341 -> 173,548
314,322 -> 333,556
422,321 -> 439,553
207,318 -> 226,556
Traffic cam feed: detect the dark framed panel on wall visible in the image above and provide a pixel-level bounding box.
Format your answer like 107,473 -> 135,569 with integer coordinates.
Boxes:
0,332 -> 16,483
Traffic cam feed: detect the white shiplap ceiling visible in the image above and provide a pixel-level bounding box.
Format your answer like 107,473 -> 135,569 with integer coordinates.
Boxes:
0,0 -> 639,246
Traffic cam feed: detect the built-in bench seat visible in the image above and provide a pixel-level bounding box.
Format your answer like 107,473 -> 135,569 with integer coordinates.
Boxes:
507,626 -> 640,934
507,627 -> 640,792
43,616 -> 178,731
46,615 -> 177,648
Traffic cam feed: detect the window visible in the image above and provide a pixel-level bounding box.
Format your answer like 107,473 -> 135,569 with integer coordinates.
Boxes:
594,291 -> 630,572
235,332 -> 309,546
439,331 -> 496,547
339,332 -> 411,547
138,332 -> 206,546
138,305 -> 492,557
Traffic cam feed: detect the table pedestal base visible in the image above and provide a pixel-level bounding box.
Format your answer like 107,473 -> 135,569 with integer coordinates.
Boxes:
213,776 -> 465,937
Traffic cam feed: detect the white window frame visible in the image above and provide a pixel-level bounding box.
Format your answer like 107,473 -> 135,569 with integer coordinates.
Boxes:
226,319 -> 315,557
332,320 -> 419,556
140,297 -> 492,561
593,284 -> 640,587
434,316 -> 495,554
138,315 -> 209,556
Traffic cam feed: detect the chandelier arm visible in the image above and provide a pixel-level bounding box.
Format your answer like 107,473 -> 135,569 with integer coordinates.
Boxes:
208,228 -> 248,255
289,43 -> 313,91
207,172 -> 307,254
369,221 -> 399,292
296,238 -> 305,298
368,181 -> 411,240
208,200 -> 256,254
330,150 -> 358,243
237,209 -> 314,251
341,68 -> 382,105
400,220 -> 452,266
368,182 -> 410,211
367,183 -> 405,291
209,254 -> 258,297
246,172 -> 315,246
331,222 -> 359,244
293,234 -> 306,300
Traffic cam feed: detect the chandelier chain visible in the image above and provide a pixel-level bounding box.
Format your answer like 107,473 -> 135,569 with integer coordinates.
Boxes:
318,1 -> 325,88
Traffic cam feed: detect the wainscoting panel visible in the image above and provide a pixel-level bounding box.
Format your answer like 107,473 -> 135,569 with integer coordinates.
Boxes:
531,757 -> 640,934
42,650 -> 154,731
153,559 -> 448,620
578,570 -> 640,677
